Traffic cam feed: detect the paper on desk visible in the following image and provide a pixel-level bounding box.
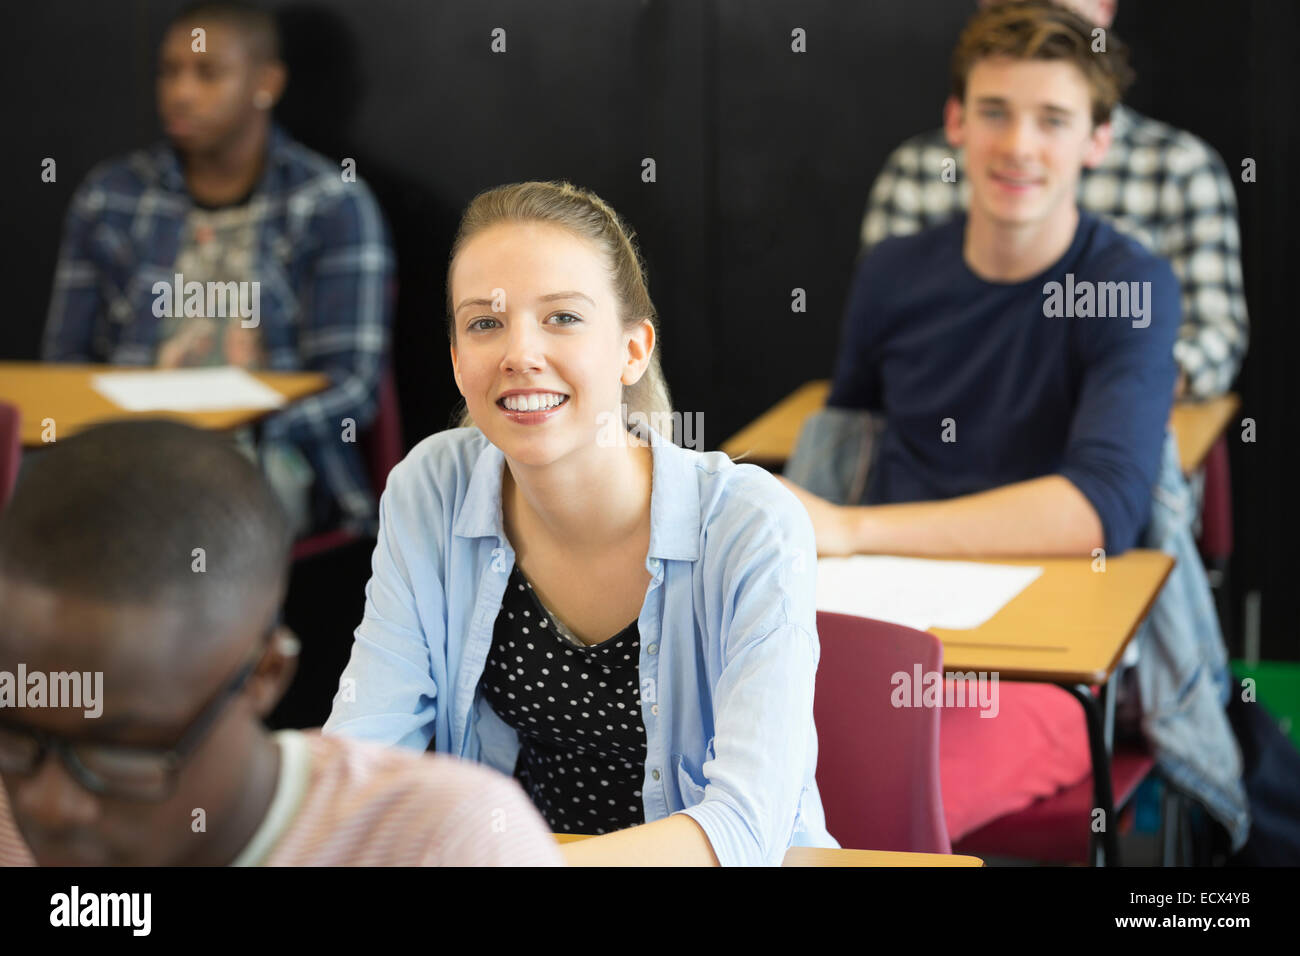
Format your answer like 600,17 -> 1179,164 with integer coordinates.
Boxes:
815,555 -> 1042,631
91,367 -> 286,412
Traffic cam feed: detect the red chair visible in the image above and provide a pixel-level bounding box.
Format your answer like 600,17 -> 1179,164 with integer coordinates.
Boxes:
814,610 -> 951,854
1198,435 -> 1234,563
0,402 -> 20,511
952,744 -> 1156,864
291,366 -> 403,561
1192,432 -> 1237,653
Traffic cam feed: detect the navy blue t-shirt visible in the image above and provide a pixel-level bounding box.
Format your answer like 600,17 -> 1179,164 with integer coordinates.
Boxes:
827,212 -> 1179,553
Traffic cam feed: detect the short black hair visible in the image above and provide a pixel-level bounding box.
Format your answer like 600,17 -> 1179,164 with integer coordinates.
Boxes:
167,0 -> 281,63
0,421 -> 291,632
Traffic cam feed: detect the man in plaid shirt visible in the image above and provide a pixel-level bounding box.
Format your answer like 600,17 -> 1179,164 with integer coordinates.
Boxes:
860,0 -> 1248,399
42,1 -> 394,535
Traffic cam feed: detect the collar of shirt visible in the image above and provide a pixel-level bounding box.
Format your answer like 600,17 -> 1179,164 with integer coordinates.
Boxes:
450,419 -> 703,569
1109,102 -> 1135,139
152,122 -> 293,198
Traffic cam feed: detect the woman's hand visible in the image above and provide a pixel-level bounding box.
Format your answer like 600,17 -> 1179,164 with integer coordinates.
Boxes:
775,475 -> 860,557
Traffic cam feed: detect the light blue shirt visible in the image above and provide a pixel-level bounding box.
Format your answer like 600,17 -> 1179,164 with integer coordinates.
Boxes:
322,422 -> 837,865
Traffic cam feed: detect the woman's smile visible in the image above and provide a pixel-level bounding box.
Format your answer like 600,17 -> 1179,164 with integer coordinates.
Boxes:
496,391 -> 571,424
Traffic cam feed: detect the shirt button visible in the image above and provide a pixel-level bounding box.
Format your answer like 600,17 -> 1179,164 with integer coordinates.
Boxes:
647,643 -> 658,655
651,704 -> 659,716
651,768 -> 661,781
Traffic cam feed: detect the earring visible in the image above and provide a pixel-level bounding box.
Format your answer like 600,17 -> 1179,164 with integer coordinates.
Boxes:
253,90 -> 273,110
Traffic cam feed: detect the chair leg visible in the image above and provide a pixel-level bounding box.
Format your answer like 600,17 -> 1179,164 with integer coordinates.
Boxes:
1179,795 -> 1194,865
1066,682 -> 1119,866
1160,784 -> 1181,866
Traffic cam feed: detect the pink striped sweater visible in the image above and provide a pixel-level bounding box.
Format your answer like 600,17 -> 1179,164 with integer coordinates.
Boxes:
0,730 -> 564,866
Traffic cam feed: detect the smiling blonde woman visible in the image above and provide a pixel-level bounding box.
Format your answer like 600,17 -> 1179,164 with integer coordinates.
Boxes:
323,181 -> 835,866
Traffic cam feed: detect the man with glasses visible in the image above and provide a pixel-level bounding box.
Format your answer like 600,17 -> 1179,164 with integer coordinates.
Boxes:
0,422 -> 562,866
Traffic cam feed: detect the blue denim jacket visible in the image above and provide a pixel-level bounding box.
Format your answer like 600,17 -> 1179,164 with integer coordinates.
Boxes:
1131,429 -> 1249,849
323,423 -> 837,865
786,408 -> 1249,849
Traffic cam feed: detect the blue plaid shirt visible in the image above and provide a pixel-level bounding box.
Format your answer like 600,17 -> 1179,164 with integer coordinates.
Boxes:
41,124 -> 395,530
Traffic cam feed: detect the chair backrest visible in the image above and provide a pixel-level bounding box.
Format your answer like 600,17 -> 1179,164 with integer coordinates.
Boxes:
1198,434 -> 1234,560
814,610 -> 951,853
289,367 -> 403,561
0,402 -> 21,511
363,365 -> 404,497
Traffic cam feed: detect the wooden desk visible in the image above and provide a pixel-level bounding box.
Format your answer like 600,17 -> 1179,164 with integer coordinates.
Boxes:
721,380 -> 831,467
717,384 -> 1191,863
932,551 -> 1173,685
917,551 -> 1171,866
721,380 -> 1240,477
1169,393 -> 1239,473
0,362 -> 330,447
560,552 -> 1169,867
553,833 -> 983,866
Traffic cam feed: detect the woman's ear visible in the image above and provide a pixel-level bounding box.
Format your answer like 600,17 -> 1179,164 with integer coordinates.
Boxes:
449,341 -> 465,395
621,318 -> 655,386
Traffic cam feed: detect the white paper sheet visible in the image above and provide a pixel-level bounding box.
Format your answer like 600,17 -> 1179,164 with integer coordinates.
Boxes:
815,555 -> 1043,631
91,367 -> 286,412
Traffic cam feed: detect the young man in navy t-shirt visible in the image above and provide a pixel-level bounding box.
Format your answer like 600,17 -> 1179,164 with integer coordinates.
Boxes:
784,1 -> 1177,562
781,1 -> 1180,842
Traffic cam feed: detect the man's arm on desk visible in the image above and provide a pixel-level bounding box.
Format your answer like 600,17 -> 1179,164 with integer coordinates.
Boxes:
778,473 -> 1104,557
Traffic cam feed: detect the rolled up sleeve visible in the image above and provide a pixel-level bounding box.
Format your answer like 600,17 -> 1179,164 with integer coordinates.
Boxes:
263,183 -> 393,446
1058,257 -> 1180,553
323,462 -> 443,749
678,472 -> 821,866
42,175 -> 109,362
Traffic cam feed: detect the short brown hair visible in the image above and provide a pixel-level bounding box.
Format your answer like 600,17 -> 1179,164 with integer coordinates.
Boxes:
951,0 -> 1134,126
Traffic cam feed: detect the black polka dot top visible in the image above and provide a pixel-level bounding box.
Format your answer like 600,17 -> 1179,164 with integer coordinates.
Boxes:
480,564 -> 647,834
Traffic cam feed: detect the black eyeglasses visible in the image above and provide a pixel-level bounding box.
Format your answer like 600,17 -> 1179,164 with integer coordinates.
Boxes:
0,635 -> 272,802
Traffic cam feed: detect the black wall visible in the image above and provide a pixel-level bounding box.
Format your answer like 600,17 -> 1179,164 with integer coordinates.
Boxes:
3,0 -> 1296,661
